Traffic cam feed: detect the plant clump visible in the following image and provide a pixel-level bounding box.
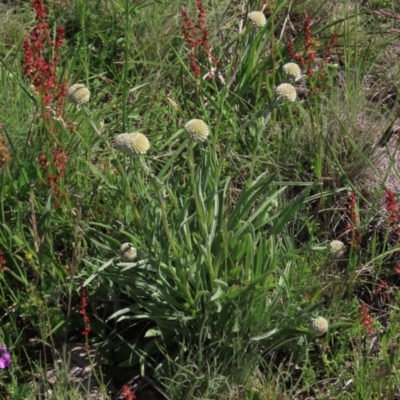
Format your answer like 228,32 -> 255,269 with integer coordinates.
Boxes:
275,83 -> 297,102
247,11 -> 267,28
113,133 -> 150,155
67,84 -> 91,105
184,119 -> 209,142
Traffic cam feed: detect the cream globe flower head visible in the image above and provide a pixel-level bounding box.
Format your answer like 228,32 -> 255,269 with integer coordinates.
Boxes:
248,11 -> 267,28
113,132 -> 150,155
283,62 -> 302,80
329,240 -> 345,258
275,83 -> 297,102
184,119 -> 209,142
119,243 -> 137,261
67,84 -> 90,105
310,316 -> 329,336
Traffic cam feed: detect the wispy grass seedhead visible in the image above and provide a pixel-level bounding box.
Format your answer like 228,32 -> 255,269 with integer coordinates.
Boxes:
310,316 -> 328,336
184,119 -> 209,142
67,84 -> 91,105
247,11 -> 267,28
119,243 -> 137,262
113,133 -> 150,155
329,240 -> 345,258
283,62 -> 302,80
275,83 -> 297,102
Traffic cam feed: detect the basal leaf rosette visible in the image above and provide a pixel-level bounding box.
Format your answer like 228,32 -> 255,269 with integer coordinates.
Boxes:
184,119 -> 209,142
113,132 -> 150,155
67,83 -> 91,105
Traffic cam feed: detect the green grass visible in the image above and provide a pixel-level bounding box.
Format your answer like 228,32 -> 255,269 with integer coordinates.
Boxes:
1,0 -> 400,398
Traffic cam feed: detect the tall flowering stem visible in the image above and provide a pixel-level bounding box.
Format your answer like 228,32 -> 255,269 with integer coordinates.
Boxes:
347,192 -> 361,250
358,302 -> 373,335
38,149 -> 68,208
287,15 -> 337,81
181,1 -> 217,78
78,288 -> 91,337
22,0 -> 67,115
0,250 -> 8,272
385,189 -> 400,239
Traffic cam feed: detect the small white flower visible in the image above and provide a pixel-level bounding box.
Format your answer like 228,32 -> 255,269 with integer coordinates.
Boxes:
329,240 -> 345,258
310,316 -> 329,336
119,243 -> 137,261
275,83 -> 297,102
67,84 -> 90,105
283,62 -> 302,80
184,119 -> 209,142
113,133 -> 150,155
247,11 -> 267,28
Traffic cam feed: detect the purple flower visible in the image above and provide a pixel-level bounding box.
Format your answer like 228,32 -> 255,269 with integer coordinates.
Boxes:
0,344 -> 11,369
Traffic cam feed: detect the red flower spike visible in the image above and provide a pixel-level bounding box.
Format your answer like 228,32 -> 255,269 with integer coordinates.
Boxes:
79,288 -> 91,337
0,250 -> 8,272
121,385 -> 137,400
347,192 -> 361,249
358,302 -> 374,335
180,1 -> 217,79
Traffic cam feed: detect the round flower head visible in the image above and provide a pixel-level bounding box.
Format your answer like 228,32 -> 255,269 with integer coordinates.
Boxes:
310,317 -> 329,336
67,84 -> 91,105
283,62 -> 302,80
248,11 -> 267,28
113,133 -> 150,155
275,83 -> 297,102
184,119 -> 209,142
329,240 -> 345,258
119,243 -> 137,262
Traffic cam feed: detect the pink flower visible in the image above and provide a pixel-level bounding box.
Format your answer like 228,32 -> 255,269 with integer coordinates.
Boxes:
0,344 -> 11,369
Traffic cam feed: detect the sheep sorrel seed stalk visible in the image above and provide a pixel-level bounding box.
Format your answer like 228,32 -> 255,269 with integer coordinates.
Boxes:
287,15 -> 337,87
22,0 -> 67,115
347,192 -> 361,250
180,0 -> 217,78
22,0 -> 72,207
78,287 -> 91,338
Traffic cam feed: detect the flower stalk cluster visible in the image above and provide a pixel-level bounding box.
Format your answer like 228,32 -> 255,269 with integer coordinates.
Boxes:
21,0 -> 67,113
287,14 -> 337,80
181,1 -> 217,77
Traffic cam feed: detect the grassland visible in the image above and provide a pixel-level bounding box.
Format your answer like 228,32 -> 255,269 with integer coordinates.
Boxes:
1,0 -> 400,399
